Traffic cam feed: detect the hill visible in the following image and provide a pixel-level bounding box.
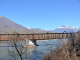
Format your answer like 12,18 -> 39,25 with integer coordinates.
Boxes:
0,16 -> 47,33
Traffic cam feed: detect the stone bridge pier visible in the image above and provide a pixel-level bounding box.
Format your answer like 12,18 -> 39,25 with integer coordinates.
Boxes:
24,39 -> 37,47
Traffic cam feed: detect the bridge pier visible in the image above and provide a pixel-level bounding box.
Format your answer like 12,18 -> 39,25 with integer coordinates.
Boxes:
24,39 -> 37,47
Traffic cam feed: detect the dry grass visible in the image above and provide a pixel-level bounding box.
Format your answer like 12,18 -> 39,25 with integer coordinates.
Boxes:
42,33 -> 80,60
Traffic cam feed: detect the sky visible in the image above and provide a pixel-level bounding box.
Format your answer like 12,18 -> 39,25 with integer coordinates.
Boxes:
0,0 -> 80,30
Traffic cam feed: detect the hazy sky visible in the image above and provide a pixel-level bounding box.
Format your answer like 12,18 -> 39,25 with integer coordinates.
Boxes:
0,0 -> 80,30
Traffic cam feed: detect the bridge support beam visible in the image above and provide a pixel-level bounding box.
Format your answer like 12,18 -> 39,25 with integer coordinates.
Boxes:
24,39 -> 37,47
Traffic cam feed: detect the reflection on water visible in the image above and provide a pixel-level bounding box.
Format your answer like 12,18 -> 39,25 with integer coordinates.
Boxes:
0,39 -> 66,60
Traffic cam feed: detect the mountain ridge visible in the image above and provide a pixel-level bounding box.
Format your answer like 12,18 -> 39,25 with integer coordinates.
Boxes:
0,16 -> 47,33
50,26 -> 78,33
0,16 -> 78,33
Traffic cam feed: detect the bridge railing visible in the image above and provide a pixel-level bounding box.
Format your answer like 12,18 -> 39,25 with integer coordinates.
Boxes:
0,32 -> 78,41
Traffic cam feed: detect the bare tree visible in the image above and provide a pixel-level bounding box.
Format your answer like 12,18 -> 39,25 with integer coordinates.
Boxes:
7,32 -> 28,60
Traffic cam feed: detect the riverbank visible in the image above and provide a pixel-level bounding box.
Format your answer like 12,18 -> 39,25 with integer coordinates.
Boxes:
42,34 -> 80,60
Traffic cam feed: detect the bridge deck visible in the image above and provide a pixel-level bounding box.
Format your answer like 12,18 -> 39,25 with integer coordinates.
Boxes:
0,32 -> 76,41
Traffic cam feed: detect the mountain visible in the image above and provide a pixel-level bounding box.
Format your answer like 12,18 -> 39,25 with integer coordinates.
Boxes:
50,25 -> 78,33
0,16 -> 47,33
0,16 -> 78,33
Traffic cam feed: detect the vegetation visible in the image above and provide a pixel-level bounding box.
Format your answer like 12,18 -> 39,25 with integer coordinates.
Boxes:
7,32 -> 28,60
42,33 -> 80,60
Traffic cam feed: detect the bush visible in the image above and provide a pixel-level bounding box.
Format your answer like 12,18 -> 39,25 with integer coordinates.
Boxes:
42,33 -> 80,60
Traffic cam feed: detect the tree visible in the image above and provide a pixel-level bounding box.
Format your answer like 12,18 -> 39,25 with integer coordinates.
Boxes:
7,32 -> 28,60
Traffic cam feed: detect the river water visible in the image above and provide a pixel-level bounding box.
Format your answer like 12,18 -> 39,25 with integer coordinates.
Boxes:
0,39 -> 66,60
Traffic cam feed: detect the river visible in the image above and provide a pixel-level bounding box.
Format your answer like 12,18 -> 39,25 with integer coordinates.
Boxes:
0,39 -> 66,60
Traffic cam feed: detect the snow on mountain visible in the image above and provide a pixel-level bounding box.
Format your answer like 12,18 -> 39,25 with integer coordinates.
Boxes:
27,27 -> 31,29
58,26 -> 77,29
50,26 -> 78,33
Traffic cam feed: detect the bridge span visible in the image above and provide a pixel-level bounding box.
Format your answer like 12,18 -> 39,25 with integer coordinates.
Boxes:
0,31 -> 77,47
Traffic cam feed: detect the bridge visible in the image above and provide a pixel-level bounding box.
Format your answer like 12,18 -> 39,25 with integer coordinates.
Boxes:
0,31 -> 77,47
